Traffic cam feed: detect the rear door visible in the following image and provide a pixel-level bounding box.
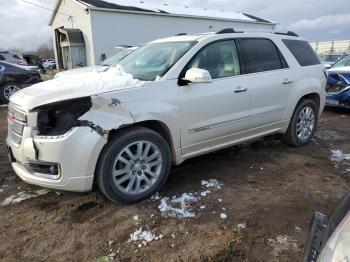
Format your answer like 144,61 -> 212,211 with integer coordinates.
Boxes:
239,38 -> 294,129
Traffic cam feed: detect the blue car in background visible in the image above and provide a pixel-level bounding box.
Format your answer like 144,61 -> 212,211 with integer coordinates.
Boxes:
326,55 -> 350,109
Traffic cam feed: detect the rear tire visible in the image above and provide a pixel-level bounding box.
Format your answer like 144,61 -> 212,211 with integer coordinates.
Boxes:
284,99 -> 319,146
96,127 -> 171,204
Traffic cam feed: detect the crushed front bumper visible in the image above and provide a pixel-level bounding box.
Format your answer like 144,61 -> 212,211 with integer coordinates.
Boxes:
6,126 -> 107,192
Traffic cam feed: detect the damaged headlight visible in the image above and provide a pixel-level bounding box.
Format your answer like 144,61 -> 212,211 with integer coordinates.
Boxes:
36,97 -> 92,136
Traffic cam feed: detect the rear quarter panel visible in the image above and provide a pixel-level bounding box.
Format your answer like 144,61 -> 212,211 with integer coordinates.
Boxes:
288,64 -> 327,117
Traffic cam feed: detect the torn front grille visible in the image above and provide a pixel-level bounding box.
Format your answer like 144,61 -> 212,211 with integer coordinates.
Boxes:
7,103 -> 27,146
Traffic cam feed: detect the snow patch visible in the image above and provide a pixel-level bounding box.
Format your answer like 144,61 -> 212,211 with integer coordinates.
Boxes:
201,179 -> 222,189
150,192 -> 161,200
1,189 -> 50,206
330,150 -> 350,162
220,213 -> 228,219
237,223 -> 247,229
158,193 -> 198,219
21,65 -> 143,96
129,227 -> 163,244
200,190 -> 211,197
93,0 -> 257,22
294,226 -> 302,232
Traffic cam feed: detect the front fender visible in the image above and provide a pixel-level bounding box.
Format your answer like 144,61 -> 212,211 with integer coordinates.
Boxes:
78,95 -> 135,138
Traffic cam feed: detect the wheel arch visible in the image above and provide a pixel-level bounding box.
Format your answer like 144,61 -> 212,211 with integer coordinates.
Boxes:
282,90 -> 322,134
299,92 -> 320,109
289,91 -> 322,119
108,120 -> 176,163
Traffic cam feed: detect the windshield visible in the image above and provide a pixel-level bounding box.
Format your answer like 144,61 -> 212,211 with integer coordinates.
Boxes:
101,49 -> 136,66
119,41 -> 196,81
331,55 -> 350,68
320,55 -> 341,62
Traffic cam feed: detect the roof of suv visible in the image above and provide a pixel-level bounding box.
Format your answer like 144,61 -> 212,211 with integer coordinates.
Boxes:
151,30 -> 302,44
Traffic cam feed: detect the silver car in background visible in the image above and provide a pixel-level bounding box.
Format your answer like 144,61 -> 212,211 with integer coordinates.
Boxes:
54,46 -> 139,78
0,51 -> 28,66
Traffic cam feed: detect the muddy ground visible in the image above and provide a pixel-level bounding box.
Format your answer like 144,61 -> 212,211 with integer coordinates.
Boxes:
0,106 -> 350,262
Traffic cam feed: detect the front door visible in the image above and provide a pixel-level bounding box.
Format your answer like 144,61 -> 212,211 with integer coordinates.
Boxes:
180,39 -> 250,157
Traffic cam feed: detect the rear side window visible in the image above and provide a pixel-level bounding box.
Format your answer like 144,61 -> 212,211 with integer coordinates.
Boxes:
0,55 -> 5,61
241,38 -> 285,73
282,39 -> 320,66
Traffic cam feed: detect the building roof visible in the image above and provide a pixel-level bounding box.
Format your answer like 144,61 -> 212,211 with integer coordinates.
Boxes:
49,0 -> 276,26
58,28 -> 85,44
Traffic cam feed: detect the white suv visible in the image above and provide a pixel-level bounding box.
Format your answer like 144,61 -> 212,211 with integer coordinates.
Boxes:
7,29 -> 326,203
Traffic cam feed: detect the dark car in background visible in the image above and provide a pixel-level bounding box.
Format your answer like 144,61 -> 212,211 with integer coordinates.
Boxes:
0,61 -> 42,104
0,51 -> 28,66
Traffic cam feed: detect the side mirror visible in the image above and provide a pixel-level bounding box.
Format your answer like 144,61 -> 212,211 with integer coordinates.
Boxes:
182,68 -> 212,84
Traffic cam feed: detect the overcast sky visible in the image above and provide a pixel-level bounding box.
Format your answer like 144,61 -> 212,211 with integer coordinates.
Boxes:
1,0 -> 350,52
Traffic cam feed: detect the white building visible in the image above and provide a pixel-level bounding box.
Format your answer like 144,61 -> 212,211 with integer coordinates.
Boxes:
49,0 -> 277,69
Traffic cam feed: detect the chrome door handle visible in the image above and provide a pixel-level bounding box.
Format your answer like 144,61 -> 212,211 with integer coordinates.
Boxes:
234,87 -> 248,93
283,79 -> 293,85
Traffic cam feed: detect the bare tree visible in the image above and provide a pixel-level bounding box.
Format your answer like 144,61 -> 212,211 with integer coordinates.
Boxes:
37,40 -> 55,59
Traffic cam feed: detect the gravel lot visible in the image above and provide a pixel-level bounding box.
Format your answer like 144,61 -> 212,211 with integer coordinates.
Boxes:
0,106 -> 350,261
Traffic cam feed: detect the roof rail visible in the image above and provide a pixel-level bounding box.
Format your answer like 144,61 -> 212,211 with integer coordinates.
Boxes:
175,33 -> 187,36
216,28 -> 243,34
275,31 -> 299,37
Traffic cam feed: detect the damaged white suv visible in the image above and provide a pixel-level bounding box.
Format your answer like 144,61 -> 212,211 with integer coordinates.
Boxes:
6,29 -> 326,203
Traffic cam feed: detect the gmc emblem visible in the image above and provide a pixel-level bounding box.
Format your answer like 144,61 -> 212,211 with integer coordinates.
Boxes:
8,112 -> 16,122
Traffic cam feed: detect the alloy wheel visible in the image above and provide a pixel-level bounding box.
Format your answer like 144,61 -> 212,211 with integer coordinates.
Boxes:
112,140 -> 163,195
3,84 -> 20,101
296,106 -> 315,141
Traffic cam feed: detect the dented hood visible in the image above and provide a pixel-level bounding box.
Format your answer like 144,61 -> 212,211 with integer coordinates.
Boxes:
327,66 -> 350,74
10,66 -> 144,110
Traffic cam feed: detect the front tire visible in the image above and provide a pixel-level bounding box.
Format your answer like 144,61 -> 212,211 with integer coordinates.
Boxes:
284,99 -> 319,146
96,127 -> 171,204
0,83 -> 21,104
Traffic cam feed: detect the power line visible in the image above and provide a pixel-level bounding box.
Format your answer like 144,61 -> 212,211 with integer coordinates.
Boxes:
18,0 -> 71,17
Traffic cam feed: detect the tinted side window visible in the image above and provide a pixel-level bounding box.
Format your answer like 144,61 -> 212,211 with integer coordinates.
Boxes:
283,39 -> 320,66
187,40 -> 240,79
241,39 -> 284,73
0,55 -> 5,61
